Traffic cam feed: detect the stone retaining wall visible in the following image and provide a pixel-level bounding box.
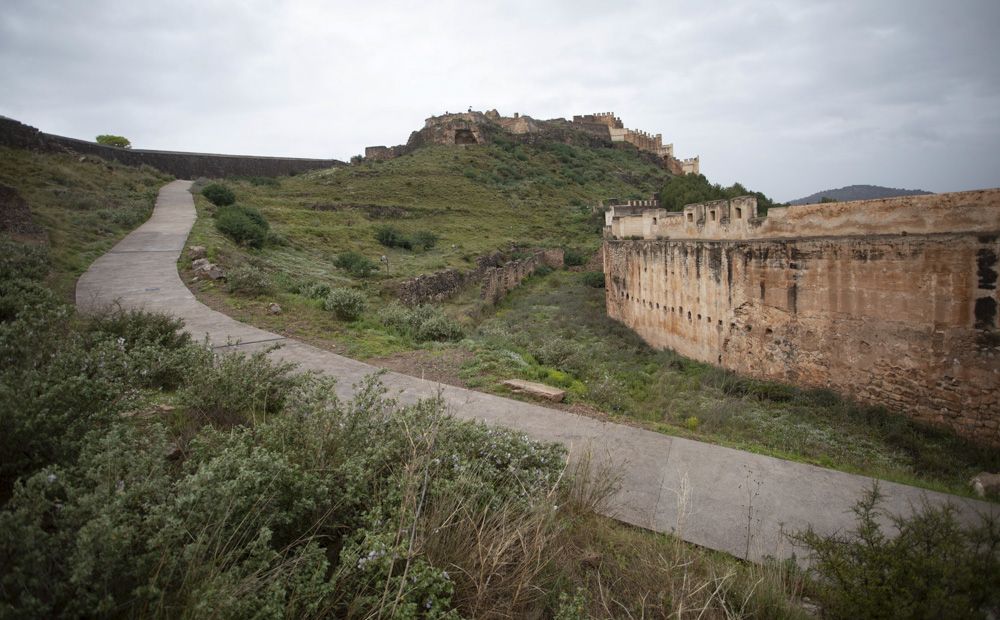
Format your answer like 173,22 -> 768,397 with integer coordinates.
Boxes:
395,249 -> 565,306
0,116 -> 344,178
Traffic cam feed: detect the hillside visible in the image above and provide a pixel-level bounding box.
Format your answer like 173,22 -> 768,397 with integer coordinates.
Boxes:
0,146 -> 170,298
789,184 -> 931,205
179,136 -> 1000,499
0,138 -> 818,620
184,137 -> 668,292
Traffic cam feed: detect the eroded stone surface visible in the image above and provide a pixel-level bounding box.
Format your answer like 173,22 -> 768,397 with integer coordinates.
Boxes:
604,190 -> 1000,444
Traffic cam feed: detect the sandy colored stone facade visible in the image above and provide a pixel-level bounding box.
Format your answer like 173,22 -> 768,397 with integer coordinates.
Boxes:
604,190 -> 1000,444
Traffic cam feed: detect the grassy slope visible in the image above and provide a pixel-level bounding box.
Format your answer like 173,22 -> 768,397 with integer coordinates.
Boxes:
182,141 -> 999,498
196,141 -> 665,276
184,140 -> 667,356
0,147 -> 171,299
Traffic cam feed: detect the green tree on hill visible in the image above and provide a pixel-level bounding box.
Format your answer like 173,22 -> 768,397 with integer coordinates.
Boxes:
95,134 -> 131,148
658,174 -> 781,214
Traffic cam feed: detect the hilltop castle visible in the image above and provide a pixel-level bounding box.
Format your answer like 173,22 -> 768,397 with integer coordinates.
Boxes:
364,109 -> 699,176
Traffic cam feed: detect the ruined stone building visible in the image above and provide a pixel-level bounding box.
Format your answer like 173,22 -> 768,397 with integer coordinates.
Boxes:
603,190 -> 1000,445
364,109 -> 700,176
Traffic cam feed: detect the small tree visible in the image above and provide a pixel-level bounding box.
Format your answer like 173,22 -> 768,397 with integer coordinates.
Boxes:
95,134 -> 131,149
794,483 -> 1000,619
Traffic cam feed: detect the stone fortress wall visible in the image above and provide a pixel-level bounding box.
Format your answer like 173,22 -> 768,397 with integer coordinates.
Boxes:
603,190 -> 1000,444
572,112 -> 699,175
0,116 -> 344,178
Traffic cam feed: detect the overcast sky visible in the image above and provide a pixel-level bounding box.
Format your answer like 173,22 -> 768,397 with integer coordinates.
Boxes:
2,0 -> 998,201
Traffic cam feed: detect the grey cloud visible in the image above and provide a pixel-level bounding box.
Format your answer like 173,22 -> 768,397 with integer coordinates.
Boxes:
1,0 -> 998,200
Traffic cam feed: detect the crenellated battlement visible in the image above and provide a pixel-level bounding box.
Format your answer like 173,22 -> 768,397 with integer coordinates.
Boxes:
607,189 -> 1000,241
572,111 -> 698,175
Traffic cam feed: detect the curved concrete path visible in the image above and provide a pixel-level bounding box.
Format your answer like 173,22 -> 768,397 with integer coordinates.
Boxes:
78,180 -> 998,562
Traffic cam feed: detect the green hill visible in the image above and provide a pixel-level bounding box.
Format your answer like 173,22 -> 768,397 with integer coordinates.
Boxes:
188,138 -> 669,283
789,184 -> 931,205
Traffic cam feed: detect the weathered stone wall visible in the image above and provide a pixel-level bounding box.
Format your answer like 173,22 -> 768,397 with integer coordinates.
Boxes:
481,249 -> 564,304
395,249 -> 564,306
0,116 -> 344,178
604,192 -> 1000,444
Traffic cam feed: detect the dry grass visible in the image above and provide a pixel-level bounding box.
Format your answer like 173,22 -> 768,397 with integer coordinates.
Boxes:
416,444 -> 808,619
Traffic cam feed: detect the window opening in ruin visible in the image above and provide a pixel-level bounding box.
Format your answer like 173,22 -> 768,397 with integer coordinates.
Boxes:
710,210 -> 716,221
687,311 -> 692,320
686,213 -> 693,222
735,207 -> 742,219
652,217 -> 658,225
697,314 -> 702,320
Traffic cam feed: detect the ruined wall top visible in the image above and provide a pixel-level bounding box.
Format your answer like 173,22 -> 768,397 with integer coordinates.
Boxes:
607,189 -> 1000,241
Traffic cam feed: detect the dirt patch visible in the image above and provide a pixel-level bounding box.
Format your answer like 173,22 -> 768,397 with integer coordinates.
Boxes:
371,348 -> 473,388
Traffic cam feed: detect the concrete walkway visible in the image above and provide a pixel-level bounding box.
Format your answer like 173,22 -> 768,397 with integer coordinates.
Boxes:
77,180 -> 998,562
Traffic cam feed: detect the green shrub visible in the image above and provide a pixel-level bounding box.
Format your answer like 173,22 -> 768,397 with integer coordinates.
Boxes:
180,347 -> 299,427
86,307 -> 190,352
582,271 -> 605,288
0,236 -> 49,281
298,281 -> 331,300
413,230 -> 439,250
534,264 -> 554,277
214,205 -> 269,248
0,297 -> 201,490
225,264 -> 272,296
374,225 -> 412,250
563,248 -> 587,266
324,288 -> 366,321
415,313 -> 464,342
334,251 -> 378,278
378,303 -> 464,342
200,183 -> 236,206
795,484 -> 1000,619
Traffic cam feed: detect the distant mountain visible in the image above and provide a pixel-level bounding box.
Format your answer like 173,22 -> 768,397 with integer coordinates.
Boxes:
789,184 -> 931,206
